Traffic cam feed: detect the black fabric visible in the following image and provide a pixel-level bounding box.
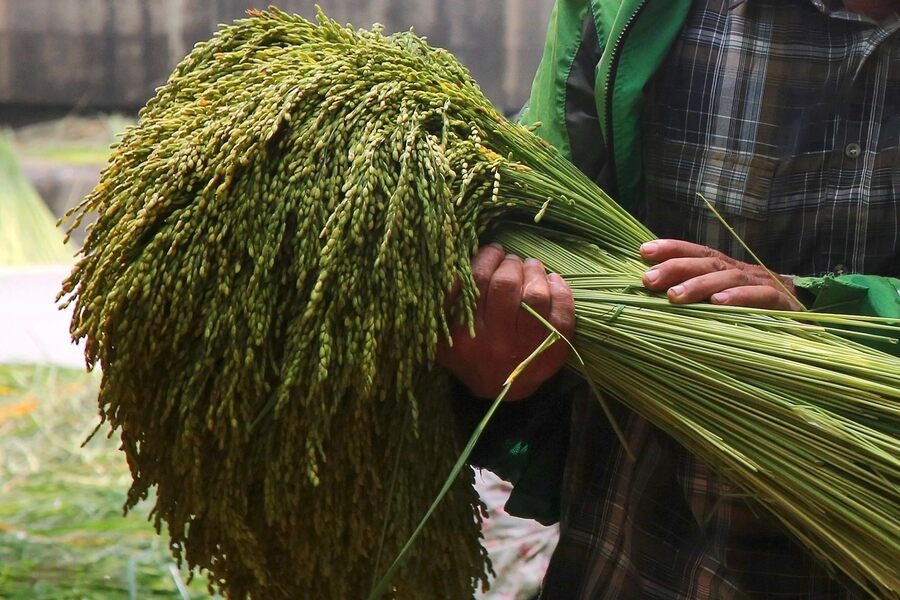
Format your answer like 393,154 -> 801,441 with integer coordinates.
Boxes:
451,369 -> 579,524
565,8 -> 613,190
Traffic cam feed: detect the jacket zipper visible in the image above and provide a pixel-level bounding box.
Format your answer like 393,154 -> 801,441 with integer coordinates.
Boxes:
604,0 -> 648,194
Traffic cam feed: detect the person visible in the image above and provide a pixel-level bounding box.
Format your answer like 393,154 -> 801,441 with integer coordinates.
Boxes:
440,0 -> 900,597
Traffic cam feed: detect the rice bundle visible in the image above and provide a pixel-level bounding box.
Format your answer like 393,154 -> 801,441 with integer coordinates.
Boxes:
60,8 -> 899,598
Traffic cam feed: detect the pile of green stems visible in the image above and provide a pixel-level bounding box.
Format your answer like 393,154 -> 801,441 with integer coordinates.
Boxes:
483,121 -> 900,597
0,135 -> 71,265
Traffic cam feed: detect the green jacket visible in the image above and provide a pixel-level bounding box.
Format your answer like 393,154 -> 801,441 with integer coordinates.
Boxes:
518,0 -> 900,331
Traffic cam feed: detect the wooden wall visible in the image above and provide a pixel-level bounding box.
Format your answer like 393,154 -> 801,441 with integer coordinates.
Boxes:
0,0 -> 554,116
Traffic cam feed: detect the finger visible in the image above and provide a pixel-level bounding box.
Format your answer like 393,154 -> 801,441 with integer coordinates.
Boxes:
434,335 -> 454,367
485,254 -> 524,336
711,285 -> 802,311
518,258 -> 551,338
471,243 -> 507,297
547,273 -> 576,340
521,259 -> 551,315
643,256 -> 733,292
667,269 -> 753,304
469,243 -> 507,330
640,239 -> 733,263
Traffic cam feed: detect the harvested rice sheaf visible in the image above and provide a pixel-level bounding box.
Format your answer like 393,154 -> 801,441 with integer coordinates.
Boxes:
60,7 -> 900,600
60,9 -> 507,599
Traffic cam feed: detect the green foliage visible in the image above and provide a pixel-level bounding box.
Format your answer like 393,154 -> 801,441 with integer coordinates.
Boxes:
0,136 -> 71,265
0,364 -> 212,599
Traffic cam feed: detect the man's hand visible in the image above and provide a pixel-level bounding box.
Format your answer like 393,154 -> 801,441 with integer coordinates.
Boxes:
436,243 -> 575,401
640,239 -> 801,311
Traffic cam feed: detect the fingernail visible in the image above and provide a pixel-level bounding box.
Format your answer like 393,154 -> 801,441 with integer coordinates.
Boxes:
548,272 -> 562,284
524,258 -> 541,267
711,292 -> 729,304
670,284 -> 685,297
488,242 -> 503,250
505,253 -> 519,260
644,269 -> 659,284
641,241 -> 659,255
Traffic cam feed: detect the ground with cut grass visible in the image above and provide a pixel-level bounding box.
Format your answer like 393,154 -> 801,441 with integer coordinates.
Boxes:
0,364 -> 213,599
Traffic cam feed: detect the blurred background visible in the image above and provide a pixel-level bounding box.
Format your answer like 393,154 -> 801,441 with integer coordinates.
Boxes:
2,0 -> 551,120
0,1 -> 557,597
1,0 -> 554,247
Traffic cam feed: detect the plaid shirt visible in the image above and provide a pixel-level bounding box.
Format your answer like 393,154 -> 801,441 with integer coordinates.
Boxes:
641,0 -> 900,278
538,1 -> 899,598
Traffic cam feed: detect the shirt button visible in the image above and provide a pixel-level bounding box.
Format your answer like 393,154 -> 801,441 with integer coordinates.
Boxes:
844,143 -> 862,159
